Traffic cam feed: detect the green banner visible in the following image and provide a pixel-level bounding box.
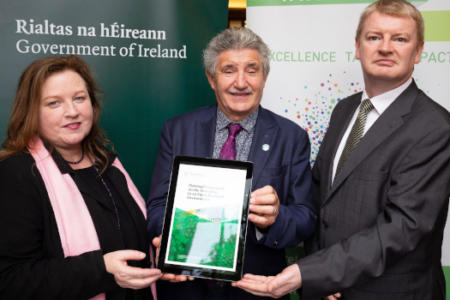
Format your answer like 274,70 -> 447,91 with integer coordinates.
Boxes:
248,0 -> 426,7
445,266 -> 450,300
0,0 -> 228,196
422,11 -> 450,42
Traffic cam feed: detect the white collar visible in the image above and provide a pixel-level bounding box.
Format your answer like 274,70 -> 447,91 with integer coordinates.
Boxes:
361,78 -> 412,115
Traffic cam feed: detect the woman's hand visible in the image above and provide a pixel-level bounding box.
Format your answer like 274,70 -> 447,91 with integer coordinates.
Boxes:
152,237 -> 194,282
104,250 -> 162,289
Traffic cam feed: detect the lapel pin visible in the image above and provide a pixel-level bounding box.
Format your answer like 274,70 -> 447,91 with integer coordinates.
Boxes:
262,144 -> 270,151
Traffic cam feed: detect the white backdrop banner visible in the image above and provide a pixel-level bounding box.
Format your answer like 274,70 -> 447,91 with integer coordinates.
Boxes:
247,0 -> 450,285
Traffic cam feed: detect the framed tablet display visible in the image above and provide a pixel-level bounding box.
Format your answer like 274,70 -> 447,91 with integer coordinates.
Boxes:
157,155 -> 253,281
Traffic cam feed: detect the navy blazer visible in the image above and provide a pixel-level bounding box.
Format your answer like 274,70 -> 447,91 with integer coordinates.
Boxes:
147,105 -> 316,299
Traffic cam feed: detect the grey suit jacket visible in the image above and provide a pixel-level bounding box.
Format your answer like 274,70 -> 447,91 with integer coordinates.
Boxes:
298,81 -> 450,300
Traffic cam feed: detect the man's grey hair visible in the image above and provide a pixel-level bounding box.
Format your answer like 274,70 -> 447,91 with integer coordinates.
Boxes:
203,27 -> 271,78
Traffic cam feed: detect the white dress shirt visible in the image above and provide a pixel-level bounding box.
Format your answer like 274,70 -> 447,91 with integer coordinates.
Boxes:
331,78 -> 413,183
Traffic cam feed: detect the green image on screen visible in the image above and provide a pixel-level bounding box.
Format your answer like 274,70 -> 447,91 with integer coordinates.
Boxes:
168,207 -> 238,269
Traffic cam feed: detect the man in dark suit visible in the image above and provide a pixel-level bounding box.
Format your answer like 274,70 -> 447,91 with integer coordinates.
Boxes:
147,27 -> 317,299
234,1 -> 450,299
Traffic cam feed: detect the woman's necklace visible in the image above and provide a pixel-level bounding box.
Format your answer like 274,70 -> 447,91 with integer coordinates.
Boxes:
64,149 -> 85,165
94,165 -> 121,231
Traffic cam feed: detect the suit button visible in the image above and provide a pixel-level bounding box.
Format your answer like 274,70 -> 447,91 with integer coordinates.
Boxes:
322,220 -> 329,229
273,240 -> 278,247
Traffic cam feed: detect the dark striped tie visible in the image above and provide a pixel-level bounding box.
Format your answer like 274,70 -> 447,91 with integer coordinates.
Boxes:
336,99 -> 374,174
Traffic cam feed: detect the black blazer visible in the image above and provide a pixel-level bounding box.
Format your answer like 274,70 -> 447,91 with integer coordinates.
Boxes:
0,151 -> 151,300
298,81 -> 450,299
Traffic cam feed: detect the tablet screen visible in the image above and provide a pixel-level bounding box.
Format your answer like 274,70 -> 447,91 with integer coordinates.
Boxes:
157,156 -> 253,281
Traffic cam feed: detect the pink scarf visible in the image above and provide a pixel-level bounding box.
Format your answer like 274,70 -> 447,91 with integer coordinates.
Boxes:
28,137 -> 156,300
